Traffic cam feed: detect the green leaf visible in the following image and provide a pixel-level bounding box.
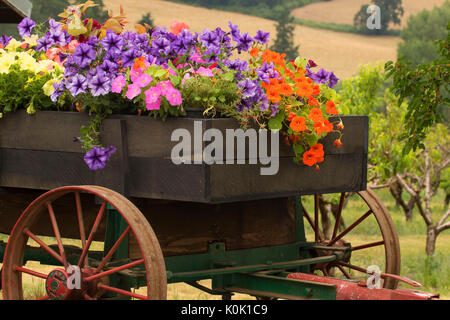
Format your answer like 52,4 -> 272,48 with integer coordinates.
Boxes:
293,143 -> 305,156
268,118 -> 282,131
304,133 -> 318,147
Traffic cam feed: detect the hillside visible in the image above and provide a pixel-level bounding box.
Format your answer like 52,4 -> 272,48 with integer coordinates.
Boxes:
291,0 -> 448,29
102,0 -> 400,79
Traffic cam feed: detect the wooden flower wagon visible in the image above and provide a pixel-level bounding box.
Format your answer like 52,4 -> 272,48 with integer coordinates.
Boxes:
0,110 -> 430,300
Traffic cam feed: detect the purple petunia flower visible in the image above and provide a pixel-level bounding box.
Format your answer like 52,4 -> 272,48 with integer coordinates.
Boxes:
238,78 -> 258,98
18,17 -> 36,38
49,19 -> 62,33
88,71 -> 111,96
254,30 -> 270,44
51,82 -> 65,103
270,103 -> 280,117
327,72 -> 339,88
101,30 -> 124,52
66,74 -> 87,97
228,22 -> 240,41
84,146 -> 116,171
0,35 -> 12,46
200,29 -> 220,49
36,37 -> 53,52
99,60 -> 118,75
48,30 -> 66,46
311,68 -> 331,84
73,43 -> 96,68
122,48 -> 139,68
236,32 -> 253,53
152,37 -> 171,55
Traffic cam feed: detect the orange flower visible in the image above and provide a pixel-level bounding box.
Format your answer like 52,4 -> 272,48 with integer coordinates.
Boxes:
334,139 -> 344,148
290,116 -> 307,132
279,83 -> 293,96
314,119 -> 333,135
326,100 -> 338,115
250,47 -> 260,57
303,150 -> 318,166
133,56 -> 146,71
295,83 -> 313,98
310,143 -> 324,163
312,85 -> 320,96
287,112 -> 297,121
267,89 -> 281,103
308,108 -> 324,122
308,97 -> 319,107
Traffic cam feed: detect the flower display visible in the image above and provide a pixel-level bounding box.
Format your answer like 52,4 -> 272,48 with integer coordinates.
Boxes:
0,2 -> 344,171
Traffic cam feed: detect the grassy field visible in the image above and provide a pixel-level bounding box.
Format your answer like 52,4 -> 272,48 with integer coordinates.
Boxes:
291,0 -> 448,29
0,188 -> 448,300
102,0 -> 399,79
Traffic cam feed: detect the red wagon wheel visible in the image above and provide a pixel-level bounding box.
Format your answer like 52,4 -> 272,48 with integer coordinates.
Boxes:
302,188 -> 401,289
2,186 -> 167,300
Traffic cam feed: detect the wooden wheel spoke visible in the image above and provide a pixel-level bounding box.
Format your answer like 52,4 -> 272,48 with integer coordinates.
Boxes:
328,209 -> 373,246
331,193 -> 346,241
77,200 -> 107,267
97,283 -> 148,300
336,264 -> 352,279
13,266 -> 47,279
302,204 -> 323,242
47,202 -> 68,268
23,228 -> 64,265
95,226 -> 131,273
351,240 -> 385,251
84,258 -> 145,282
74,191 -> 87,267
337,261 -> 367,274
314,195 -> 319,242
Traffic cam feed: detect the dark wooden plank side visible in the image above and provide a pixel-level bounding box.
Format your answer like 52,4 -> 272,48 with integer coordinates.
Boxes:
129,197 -> 296,257
0,149 -> 94,190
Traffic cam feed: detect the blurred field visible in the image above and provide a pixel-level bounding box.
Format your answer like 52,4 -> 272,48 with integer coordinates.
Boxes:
102,0 -> 400,79
291,0 -> 448,29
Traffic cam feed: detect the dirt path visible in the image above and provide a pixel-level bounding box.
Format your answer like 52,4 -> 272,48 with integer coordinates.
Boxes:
103,0 -> 400,79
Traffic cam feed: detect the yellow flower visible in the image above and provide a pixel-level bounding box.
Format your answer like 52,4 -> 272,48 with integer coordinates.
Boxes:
23,35 -> 39,47
0,52 -> 16,73
17,52 -> 37,72
43,79 -> 57,96
5,38 -> 22,51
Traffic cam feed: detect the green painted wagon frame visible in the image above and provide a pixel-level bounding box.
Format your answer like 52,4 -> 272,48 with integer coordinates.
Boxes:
0,110 -> 401,300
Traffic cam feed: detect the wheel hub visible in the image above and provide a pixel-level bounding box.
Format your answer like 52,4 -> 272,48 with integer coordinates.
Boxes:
45,268 -> 100,300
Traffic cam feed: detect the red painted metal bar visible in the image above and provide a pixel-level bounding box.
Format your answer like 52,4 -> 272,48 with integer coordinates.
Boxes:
97,283 -> 148,300
14,266 -> 47,279
287,273 -> 439,300
95,226 -> 131,273
23,228 -> 64,265
351,240 -> 385,251
84,258 -> 145,282
331,193 -> 346,240
328,209 -> 372,246
47,202 -> 68,268
37,295 -> 49,300
77,200 -> 107,267
74,191 -> 87,268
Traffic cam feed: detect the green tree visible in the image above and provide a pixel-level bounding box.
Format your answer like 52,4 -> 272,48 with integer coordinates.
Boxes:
354,0 -> 404,35
398,1 -> 450,66
138,13 -> 154,28
270,6 -> 299,61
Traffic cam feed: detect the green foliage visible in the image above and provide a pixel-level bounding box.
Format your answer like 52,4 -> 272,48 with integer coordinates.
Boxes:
385,23 -> 450,153
353,0 -> 404,35
138,13 -> 155,28
270,7 -> 300,61
398,1 -> 450,66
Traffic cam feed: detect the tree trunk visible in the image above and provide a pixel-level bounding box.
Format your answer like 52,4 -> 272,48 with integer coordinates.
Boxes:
389,181 -> 415,221
425,226 -> 437,256
318,198 -> 332,240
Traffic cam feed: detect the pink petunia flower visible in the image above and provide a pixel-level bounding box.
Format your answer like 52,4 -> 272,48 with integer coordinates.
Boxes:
157,80 -> 175,97
130,67 -> 143,82
145,86 -> 161,104
135,73 -> 153,88
165,88 -> 183,106
190,52 -> 206,64
196,66 -> 214,77
126,83 -> 141,100
146,96 -> 161,110
111,75 -> 127,93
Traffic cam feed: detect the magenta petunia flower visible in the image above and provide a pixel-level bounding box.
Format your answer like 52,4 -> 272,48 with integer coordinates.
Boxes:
111,75 -> 126,93
146,96 -> 161,110
126,83 -> 141,99
145,86 -> 161,104
165,88 -> 182,106
135,73 -> 152,88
